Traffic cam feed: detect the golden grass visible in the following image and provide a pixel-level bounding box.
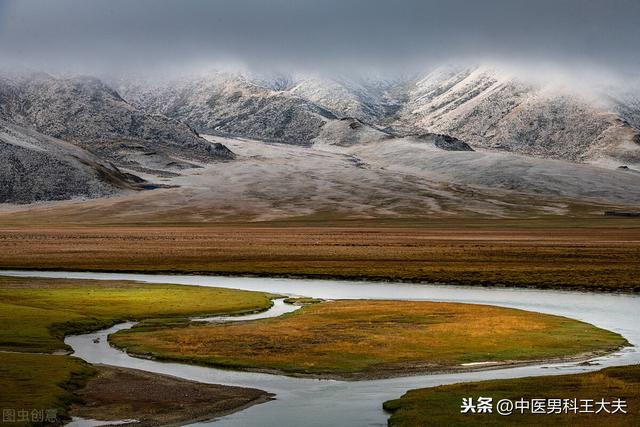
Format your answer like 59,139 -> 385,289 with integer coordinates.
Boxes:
384,364 -> 640,426
0,223 -> 640,291
110,300 -> 626,379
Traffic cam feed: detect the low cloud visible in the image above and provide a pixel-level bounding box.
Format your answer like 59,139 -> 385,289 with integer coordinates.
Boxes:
0,0 -> 639,82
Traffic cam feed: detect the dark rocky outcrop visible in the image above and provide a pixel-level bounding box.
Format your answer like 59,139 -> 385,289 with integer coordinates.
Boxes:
430,134 -> 474,151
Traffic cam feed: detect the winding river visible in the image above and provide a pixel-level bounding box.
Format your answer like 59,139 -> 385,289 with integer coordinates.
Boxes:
2,271 -> 638,427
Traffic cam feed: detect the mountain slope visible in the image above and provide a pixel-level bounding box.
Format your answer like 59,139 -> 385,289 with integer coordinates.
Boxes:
391,66 -> 640,168
0,120 -> 149,203
6,134 -> 640,223
311,117 -> 474,153
117,73 -> 337,145
0,73 -> 234,175
116,67 -> 640,169
288,75 -> 407,124
312,117 -> 393,147
337,138 -> 640,205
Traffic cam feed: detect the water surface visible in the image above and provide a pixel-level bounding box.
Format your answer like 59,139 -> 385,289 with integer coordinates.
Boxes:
2,271 -> 637,427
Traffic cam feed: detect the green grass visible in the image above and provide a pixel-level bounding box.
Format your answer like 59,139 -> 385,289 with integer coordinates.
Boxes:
384,364 -> 640,426
0,352 -> 96,426
109,300 -> 626,379
283,297 -> 324,305
0,276 -> 274,353
0,275 -> 275,425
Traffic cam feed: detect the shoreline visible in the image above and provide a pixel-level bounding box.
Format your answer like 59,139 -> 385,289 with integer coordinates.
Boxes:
113,341 -> 630,382
2,267 -> 638,294
55,273 -> 640,426
70,365 -> 275,427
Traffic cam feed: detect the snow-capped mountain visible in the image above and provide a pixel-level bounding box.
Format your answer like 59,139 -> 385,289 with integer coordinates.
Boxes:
0,72 -> 234,175
115,66 -> 640,169
116,72 -> 337,145
391,66 -> 640,168
2,64 -> 640,209
288,75 -> 407,124
0,119 -> 149,203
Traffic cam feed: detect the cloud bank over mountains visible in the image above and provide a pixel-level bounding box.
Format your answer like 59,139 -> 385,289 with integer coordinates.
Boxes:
0,0 -> 639,83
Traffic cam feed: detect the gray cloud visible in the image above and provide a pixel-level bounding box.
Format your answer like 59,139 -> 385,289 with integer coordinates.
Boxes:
0,0 -> 639,79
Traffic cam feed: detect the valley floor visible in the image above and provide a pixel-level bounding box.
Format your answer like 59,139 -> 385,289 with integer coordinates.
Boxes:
1,136 -> 639,292
0,222 -> 639,292
0,137 -> 640,291
0,275 -> 632,427
71,365 -> 273,427
0,276 -> 276,425
2,135 -> 640,225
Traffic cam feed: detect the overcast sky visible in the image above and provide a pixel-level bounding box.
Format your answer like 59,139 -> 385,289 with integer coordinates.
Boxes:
0,0 -> 639,80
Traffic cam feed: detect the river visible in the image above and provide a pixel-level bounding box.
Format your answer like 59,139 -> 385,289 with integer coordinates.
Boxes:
1,271 -> 638,427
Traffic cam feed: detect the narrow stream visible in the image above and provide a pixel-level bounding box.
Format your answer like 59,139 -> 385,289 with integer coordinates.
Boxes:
2,271 -> 638,427
191,298 -> 301,323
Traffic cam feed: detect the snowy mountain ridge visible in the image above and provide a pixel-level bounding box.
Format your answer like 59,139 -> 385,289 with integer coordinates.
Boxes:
115,64 -> 640,168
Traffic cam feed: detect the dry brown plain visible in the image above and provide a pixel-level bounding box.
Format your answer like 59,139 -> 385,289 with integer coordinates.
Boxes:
2,135 -> 640,292
0,217 -> 639,292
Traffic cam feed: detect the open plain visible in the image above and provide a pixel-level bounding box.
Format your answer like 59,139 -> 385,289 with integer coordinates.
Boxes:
1,221 -> 639,292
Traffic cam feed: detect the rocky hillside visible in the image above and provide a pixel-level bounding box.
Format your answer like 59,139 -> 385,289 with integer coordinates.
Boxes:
117,73 -> 337,145
0,73 -> 234,175
288,75 -> 407,124
289,67 -> 640,168
311,116 -> 473,153
0,120 -> 149,203
311,117 -> 393,147
391,66 -> 640,168
116,67 -> 640,168
3,66 -> 639,208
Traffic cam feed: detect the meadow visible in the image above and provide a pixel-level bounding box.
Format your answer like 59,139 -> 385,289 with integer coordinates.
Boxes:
0,275 -> 274,424
0,276 -> 274,353
110,300 -> 626,379
0,352 -> 95,426
384,364 -> 640,426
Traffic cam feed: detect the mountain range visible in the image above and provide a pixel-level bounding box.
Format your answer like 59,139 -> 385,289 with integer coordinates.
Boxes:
116,65 -> 640,168
1,65 -> 640,217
